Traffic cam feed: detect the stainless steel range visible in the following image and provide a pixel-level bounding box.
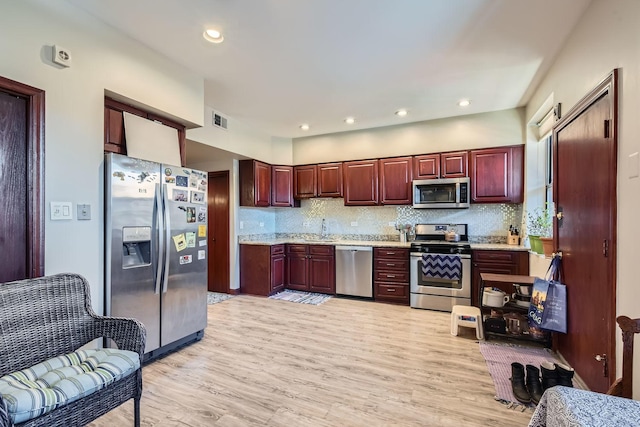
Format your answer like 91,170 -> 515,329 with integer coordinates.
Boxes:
410,223 -> 472,311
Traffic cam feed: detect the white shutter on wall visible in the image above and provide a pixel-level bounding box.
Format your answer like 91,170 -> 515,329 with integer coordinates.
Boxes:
123,112 -> 181,166
536,108 -> 555,140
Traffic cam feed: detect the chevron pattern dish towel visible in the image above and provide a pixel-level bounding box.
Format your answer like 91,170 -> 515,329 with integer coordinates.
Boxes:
421,254 -> 462,280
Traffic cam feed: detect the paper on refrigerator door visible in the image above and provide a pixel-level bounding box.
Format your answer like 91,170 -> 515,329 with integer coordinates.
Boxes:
185,232 -> 196,248
172,233 -> 187,252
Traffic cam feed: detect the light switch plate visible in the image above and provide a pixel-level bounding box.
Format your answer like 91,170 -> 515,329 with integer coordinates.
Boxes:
77,204 -> 91,220
51,202 -> 73,220
351,221 -> 358,227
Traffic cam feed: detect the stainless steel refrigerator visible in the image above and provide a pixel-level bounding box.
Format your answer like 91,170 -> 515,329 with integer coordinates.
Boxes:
105,153 -> 208,360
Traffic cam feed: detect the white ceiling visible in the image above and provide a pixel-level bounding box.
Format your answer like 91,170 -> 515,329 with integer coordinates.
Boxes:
65,0 -> 591,139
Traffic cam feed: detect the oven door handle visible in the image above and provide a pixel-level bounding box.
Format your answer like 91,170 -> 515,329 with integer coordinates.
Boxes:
410,253 -> 471,259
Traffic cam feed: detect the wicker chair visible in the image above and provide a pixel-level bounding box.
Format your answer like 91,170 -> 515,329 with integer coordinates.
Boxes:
0,273 -> 145,427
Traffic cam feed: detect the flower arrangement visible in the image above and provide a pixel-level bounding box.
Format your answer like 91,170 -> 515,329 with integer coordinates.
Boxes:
527,205 -> 553,238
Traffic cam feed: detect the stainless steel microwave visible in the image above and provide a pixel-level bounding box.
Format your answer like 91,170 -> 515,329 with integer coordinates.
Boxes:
412,177 -> 470,209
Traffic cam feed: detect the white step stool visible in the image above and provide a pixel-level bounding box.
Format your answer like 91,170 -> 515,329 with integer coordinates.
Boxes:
451,305 -> 484,340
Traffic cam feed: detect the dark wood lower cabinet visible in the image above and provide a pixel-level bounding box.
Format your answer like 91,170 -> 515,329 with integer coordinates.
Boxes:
240,244 -> 285,296
286,244 -> 335,294
373,247 -> 410,305
471,249 -> 529,306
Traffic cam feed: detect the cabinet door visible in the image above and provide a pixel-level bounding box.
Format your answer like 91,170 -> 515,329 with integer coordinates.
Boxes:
308,255 -> 335,294
271,254 -> 286,293
379,157 -> 413,205
271,165 -> 295,207
317,162 -> 343,197
343,160 -> 379,206
287,245 -> 309,291
470,145 -> 524,203
239,244 -> 271,296
239,160 -> 271,207
441,151 -> 468,178
413,154 -> 440,179
255,161 -> 272,206
104,107 -> 126,154
294,165 -> 317,199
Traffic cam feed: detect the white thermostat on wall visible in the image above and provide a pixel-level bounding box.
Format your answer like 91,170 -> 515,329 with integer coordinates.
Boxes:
52,45 -> 72,67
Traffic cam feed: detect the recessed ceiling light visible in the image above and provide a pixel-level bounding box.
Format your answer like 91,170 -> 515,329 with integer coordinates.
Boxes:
203,29 -> 224,44
344,117 -> 355,124
458,99 -> 471,107
299,123 -> 310,131
395,109 -> 408,117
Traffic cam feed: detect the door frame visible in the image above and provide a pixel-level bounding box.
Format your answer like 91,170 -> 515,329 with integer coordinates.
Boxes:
552,69 -> 618,384
0,76 -> 45,278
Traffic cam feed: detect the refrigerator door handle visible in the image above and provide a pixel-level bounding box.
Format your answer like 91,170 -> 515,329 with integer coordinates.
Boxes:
154,183 -> 164,294
162,183 -> 171,294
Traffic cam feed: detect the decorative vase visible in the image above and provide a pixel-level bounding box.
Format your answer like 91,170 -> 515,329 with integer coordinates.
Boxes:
529,235 -> 543,254
539,237 -> 554,257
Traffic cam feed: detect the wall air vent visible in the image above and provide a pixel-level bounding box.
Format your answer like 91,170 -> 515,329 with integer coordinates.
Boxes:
212,111 -> 228,130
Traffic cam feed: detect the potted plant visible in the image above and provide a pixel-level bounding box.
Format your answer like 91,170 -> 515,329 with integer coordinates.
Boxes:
527,205 -> 553,255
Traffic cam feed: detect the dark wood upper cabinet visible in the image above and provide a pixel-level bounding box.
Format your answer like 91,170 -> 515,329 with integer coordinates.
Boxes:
271,165 -> 297,207
239,159 -> 271,207
441,151 -> 468,178
317,162 -> 343,197
293,165 -> 317,199
343,160 -> 379,206
379,156 -> 413,205
103,97 -> 186,166
469,145 -> 524,203
413,154 -> 441,179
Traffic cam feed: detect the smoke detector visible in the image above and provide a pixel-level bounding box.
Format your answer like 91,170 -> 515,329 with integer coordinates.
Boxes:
52,45 -> 72,67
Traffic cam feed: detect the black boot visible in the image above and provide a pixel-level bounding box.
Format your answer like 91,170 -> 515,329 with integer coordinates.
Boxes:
511,362 -> 531,404
526,364 -> 543,405
540,361 -> 558,391
555,363 -> 574,387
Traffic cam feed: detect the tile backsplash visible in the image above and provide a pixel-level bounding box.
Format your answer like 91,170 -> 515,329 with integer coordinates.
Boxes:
239,199 -> 522,242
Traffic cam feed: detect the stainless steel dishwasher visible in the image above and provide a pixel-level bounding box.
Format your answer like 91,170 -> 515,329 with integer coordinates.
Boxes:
335,246 -> 373,297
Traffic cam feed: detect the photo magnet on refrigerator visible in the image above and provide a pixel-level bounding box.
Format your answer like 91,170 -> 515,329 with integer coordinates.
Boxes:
198,250 -> 205,260
179,255 -> 192,265
198,225 -> 207,237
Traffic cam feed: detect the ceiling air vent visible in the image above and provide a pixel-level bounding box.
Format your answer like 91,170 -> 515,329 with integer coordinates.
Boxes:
212,111 -> 228,130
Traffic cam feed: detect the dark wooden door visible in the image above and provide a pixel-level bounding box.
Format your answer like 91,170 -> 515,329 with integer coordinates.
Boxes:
413,154 -> 440,179
0,92 -> 28,282
317,162 -> 343,197
207,171 -> 230,293
441,151 -> 468,177
271,165 -> 294,207
379,157 -> 412,205
554,71 -> 617,393
0,77 -> 44,282
343,160 -> 379,206
294,165 -> 317,199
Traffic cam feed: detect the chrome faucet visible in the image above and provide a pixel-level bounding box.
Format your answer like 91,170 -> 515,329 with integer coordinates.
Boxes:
321,218 -> 328,239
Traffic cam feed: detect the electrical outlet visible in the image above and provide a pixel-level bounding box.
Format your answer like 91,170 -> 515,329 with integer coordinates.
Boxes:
303,221 -> 310,227
388,221 -> 395,226
239,221 -> 244,229
259,222 -> 264,227
351,221 -> 358,227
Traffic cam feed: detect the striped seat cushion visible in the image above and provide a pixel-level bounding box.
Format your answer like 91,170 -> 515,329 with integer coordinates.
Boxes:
0,348 -> 140,424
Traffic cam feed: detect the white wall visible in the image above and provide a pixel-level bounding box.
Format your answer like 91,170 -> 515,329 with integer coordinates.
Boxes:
0,0 -> 204,312
525,0 -> 640,395
187,105 -> 293,165
292,108 -> 525,164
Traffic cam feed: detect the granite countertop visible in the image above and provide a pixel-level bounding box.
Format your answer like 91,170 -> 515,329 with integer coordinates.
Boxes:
239,239 -> 411,248
239,239 -> 529,251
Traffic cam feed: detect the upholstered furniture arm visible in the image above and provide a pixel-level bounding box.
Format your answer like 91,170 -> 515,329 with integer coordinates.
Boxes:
90,315 -> 146,358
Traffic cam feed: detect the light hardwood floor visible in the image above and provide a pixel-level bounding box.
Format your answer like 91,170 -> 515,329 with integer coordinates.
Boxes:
89,296 -> 533,426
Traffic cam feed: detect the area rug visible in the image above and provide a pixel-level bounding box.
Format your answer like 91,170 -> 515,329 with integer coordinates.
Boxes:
207,292 -> 234,305
478,342 -> 584,408
268,289 -> 332,305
